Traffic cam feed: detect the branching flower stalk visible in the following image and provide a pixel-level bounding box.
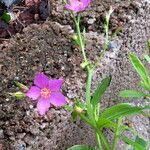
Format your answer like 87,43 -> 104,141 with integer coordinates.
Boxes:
94,6 -> 113,69
68,5 -> 113,150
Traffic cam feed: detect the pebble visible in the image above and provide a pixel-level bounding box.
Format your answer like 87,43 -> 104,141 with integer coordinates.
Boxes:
87,18 -> 96,24
0,144 -> 4,150
29,105 -> 33,109
0,130 -> 4,139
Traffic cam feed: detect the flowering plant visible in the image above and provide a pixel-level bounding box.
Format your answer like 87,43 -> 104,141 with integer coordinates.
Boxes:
10,1 -> 150,150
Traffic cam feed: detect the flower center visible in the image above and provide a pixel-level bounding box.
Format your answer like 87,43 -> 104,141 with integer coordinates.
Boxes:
41,88 -> 51,99
78,1 -> 83,5
77,1 -> 83,6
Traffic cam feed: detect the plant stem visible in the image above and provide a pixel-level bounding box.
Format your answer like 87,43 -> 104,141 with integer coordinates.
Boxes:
74,14 -> 95,122
78,113 -> 93,127
96,130 -> 111,150
96,133 -> 103,150
85,67 -> 99,130
112,118 -> 122,150
93,9 -> 111,69
75,15 -> 87,63
74,13 -> 111,150
85,68 -> 93,115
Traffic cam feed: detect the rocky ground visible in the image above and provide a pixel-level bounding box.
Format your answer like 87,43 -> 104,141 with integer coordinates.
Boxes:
0,0 -> 150,150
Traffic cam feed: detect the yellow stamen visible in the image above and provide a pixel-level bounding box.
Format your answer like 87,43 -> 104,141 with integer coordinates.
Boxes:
78,1 -> 83,6
41,88 -> 51,99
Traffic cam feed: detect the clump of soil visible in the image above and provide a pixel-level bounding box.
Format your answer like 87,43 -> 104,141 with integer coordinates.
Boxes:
0,0 -> 50,40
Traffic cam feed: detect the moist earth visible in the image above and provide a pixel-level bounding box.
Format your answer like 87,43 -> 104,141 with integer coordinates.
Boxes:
0,0 -> 150,150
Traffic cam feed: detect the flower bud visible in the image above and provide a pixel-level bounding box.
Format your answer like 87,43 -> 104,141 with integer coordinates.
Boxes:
74,106 -> 83,114
72,34 -> 78,41
14,81 -> 29,91
9,91 -> 25,100
80,61 -> 89,69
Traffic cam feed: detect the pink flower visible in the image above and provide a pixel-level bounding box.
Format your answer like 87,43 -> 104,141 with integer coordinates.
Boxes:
65,0 -> 91,13
26,73 -> 67,115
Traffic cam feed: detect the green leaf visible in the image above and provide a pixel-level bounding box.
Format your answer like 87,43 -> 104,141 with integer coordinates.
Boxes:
119,125 -> 137,136
143,54 -> 150,64
97,118 -> 117,129
91,76 -> 111,108
134,136 -> 147,150
1,11 -> 11,23
147,40 -> 150,53
71,111 -> 78,120
67,145 -> 95,150
119,90 -> 148,98
64,105 -> 73,111
77,102 -> 87,110
122,136 -> 146,150
83,27 -> 86,41
140,81 -> 150,91
100,103 -> 149,121
128,52 -> 149,82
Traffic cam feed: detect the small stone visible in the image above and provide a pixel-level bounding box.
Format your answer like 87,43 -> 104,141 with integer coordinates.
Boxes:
0,130 -> 4,139
24,135 -> 35,145
46,111 -> 54,121
5,98 -> 9,101
0,144 -> 4,150
17,133 -> 26,139
29,105 -> 33,109
87,18 -> 96,24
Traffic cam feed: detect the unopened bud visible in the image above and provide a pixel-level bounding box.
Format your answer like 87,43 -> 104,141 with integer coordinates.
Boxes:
106,6 -> 114,23
9,91 -> 25,100
80,61 -> 89,69
72,34 -> 78,41
14,81 -> 29,91
74,106 -> 83,114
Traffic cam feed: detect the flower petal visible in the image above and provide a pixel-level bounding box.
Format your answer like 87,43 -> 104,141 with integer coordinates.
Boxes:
73,6 -> 85,12
50,92 -> 67,107
65,4 -> 72,10
48,79 -> 64,92
34,73 -> 49,88
37,98 -> 51,115
26,86 -> 40,100
70,0 -> 78,4
81,0 -> 91,6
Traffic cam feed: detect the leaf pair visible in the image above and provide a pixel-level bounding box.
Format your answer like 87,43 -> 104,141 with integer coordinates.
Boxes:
97,103 -> 149,128
105,103 -> 149,120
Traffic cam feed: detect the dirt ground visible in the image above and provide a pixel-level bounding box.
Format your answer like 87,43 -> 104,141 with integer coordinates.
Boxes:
0,0 -> 150,150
